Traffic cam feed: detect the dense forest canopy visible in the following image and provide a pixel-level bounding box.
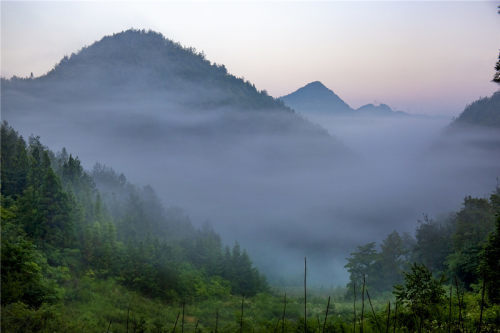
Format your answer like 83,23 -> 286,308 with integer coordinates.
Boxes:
2,121 -> 499,331
0,122 -> 267,308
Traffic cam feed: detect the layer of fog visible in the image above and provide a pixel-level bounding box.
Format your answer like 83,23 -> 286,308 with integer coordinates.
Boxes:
4,88 -> 500,287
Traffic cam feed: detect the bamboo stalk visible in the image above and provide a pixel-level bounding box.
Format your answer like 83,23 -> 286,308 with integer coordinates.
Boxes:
454,277 -> 463,331
240,295 -> 245,333
478,277 -> 486,333
215,309 -> 219,333
366,289 -> 381,332
353,282 -> 357,333
385,302 -> 390,333
361,275 -> 365,333
322,296 -> 331,333
182,302 -> 185,333
393,301 -> 397,333
172,312 -> 180,333
126,304 -> 130,333
282,292 -> 287,333
448,284 -> 452,333
304,257 -> 307,333
274,318 -> 280,333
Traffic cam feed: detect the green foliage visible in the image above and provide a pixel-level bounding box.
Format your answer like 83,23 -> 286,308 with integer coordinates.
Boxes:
480,216 -> 500,304
3,120 -> 499,331
1,121 -> 266,331
344,242 -> 376,293
345,232 -> 408,295
413,215 -> 453,275
393,263 -> 446,330
1,209 -> 57,307
448,194 -> 498,288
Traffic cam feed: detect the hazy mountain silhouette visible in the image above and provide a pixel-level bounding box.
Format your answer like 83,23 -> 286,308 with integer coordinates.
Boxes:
356,103 -> 408,117
1,30 -> 351,144
280,81 -> 353,114
3,29 -> 304,112
281,81 -> 407,117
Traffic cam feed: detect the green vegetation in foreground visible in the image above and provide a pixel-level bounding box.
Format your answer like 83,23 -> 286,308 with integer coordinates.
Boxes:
1,121 -> 500,332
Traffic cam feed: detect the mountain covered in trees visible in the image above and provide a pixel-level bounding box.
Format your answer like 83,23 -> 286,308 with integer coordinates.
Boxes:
451,91 -> 500,128
280,81 -> 407,117
1,122 -> 266,320
1,29 -> 336,141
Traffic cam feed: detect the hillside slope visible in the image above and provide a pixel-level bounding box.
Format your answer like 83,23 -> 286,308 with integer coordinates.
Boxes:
451,91 -> 500,128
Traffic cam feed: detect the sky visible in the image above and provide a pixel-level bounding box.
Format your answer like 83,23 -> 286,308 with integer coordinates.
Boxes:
1,1 -> 499,116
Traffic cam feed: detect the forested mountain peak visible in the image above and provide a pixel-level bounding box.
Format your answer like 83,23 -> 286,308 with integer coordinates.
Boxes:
2,29 -> 289,111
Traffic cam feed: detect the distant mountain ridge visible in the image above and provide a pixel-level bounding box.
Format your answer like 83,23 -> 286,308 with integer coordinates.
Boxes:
280,81 -> 352,113
1,29 -> 351,175
280,81 -> 408,117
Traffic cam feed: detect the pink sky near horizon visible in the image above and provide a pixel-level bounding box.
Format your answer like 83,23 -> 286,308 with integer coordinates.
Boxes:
1,1 -> 499,116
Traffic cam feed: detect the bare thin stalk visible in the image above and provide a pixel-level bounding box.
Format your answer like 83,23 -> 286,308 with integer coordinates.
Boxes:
106,320 -> 112,333
282,292 -> 287,333
126,304 -> 130,333
353,282 -> 357,333
322,296 -> 331,333
366,289 -> 381,332
385,302 -> 391,333
172,312 -> 180,333
240,295 -> 245,333
393,301 -> 397,333
360,275 -> 365,333
304,257 -> 307,333
181,302 -> 185,333
478,277 -> 486,333
215,309 -> 219,333
454,276 -> 463,331
194,320 -> 199,333
448,284 -> 452,333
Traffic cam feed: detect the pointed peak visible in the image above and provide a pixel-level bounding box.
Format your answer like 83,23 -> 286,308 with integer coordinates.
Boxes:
304,81 -> 328,89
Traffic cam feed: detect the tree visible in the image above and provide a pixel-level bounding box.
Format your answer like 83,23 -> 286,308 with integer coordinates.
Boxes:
494,51 -> 500,83
413,216 -> 453,275
449,196 -> 496,287
494,6 -> 500,83
480,216 -> 500,303
371,231 -> 407,291
1,207 -> 56,307
393,263 -> 446,331
1,122 -> 29,199
345,242 -> 377,294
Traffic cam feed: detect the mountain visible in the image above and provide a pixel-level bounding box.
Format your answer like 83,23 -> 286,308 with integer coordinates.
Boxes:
1,30 -> 348,155
2,29 -> 298,111
1,30 -> 353,275
280,81 -> 407,117
280,81 -> 353,114
355,103 -> 408,117
451,91 -> 500,128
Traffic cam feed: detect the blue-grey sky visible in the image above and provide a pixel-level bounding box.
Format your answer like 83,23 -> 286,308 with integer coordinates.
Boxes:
1,1 -> 499,115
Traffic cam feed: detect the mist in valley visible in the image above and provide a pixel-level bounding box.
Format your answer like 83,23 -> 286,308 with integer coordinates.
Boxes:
2,30 -> 500,289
